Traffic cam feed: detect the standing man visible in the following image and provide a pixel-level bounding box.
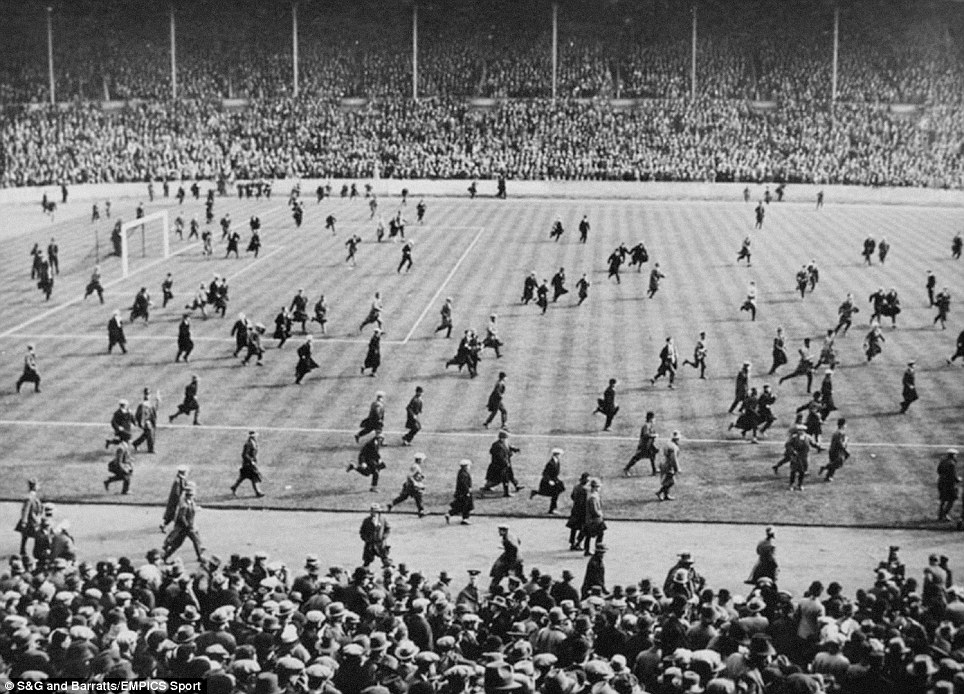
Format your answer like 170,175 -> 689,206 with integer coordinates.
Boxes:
926,271 -> 937,306
624,412 -> 658,476
132,388 -> 159,454
899,361 -> 919,414
356,392 -> 386,441
819,418 -> 850,482
650,337 -> 678,389
483,372 -> 508,429
530,448 -> 565,515
387,453 -> 427,517
360,329 -> 382,377
162,483 -> 204,562
787,424 -> 820,491
681,332 -> 708,380
582,478 -> 606,555
360,503 -> 392,569
593,379 -> 619,431
16,479 -> 43,558
746,527 -> 777,585
47,238 -> 59,275
168,375 -> 200,426
402,387 -> 424,446
655,431 -> 681,501
445,459 -> 474,526
937,449 -> 960,522
231,431 -> 264,498
578,216 -> 590,243
160,466 -> 190,533
107,310 -> 127,354
567,472 -> 590,551
435,298 -> 454,338
768,327 -> 788,375
15,344 -> 41,394
728,362 -> 751,414
647,264 -> 665,298
175,314 -> 194,363
490,525 -> 524,591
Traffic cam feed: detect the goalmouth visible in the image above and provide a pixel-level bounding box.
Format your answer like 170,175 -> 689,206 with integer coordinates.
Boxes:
120,211 -> 169,278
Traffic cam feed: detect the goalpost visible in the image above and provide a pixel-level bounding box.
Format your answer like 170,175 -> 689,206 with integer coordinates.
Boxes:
120,211 -> 170,278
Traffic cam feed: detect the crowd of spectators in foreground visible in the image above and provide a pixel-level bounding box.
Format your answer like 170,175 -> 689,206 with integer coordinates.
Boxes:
2,97 -> 962,189
2,535 -> 964,693
1,0 -> 962,105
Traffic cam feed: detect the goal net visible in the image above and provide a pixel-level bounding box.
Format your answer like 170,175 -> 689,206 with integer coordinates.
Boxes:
120,211 -> 170,277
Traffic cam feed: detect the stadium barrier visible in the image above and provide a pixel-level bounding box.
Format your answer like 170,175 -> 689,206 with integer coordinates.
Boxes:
1,180 -> 963,208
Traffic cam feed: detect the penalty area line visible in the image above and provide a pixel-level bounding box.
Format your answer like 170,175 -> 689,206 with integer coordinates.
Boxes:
0,419 -> 958,449
402,226 -> 487,344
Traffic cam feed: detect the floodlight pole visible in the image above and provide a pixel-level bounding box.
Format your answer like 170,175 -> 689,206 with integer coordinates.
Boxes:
551,2 -> 558,101
690,3 -> 697,100
831,4 -> 839,107
46,6 -> 55,104
412,2 -> 418,100
292,0 -> 300,98
170,4 -> 177,100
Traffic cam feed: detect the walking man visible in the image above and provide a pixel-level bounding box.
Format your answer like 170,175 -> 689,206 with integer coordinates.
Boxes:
656,431 -> 682,501
483,371 -> 508,429
444,459 -> 474,525
231,430 -> 265,498
162,483 -> 204,562
899,361 -> 919,414
132,388 -> 159,454
937,449 -> 960,522
624,411 -> 659,476
360,503 -> 392,568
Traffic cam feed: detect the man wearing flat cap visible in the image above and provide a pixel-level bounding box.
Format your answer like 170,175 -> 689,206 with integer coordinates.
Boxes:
231,431 -> 264,498
581,544 -> 607,599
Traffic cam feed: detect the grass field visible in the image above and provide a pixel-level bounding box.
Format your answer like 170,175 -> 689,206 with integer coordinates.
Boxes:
1,190 -> 962,529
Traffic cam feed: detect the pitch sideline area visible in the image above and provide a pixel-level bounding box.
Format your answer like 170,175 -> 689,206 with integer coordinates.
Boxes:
0,501 -> 952,602
0,189 -> 962,529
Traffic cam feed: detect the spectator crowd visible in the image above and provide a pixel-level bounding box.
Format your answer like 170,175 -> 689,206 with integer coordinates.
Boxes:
3,527 -> 964,693
2,97 -> 962,188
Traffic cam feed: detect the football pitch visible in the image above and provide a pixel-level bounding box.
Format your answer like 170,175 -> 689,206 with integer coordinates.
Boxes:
1,190 -> 962,529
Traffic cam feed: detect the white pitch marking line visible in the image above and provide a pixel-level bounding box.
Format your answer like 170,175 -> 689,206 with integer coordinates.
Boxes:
0,419 -> 958,449
225,246 -> 285,282
0,242 -> 200,339
3,333 -> 401,346
402,226 -> 486,344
